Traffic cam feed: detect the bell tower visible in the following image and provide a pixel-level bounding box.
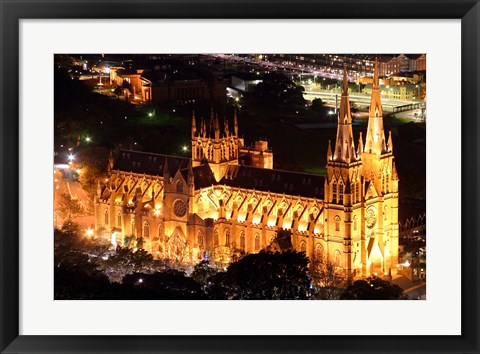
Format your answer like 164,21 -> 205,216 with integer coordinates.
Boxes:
191,109 -> 240,182
324,65 -> 363,278
361,58 -> 399,277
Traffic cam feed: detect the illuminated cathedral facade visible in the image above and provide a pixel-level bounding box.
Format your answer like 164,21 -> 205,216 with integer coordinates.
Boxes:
94,61 -> 399,278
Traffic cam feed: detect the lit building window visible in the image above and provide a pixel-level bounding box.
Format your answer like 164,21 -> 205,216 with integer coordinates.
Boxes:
117,212 -> 122,228
225,229 -> 230,246
197,230 -> 204,246
254,234 -> 260,251
143,221 -> 149,238
334,250 -> 341,267
335,215 -> 341,232
104,209 -> 109,224
315,244 -> 324,262
300,241 -> 306,253
240,232 -> 246,250
176,180 -> 183,193
214,229 -> 219,245
332,181 -> 337,202
339,182 -> 344,204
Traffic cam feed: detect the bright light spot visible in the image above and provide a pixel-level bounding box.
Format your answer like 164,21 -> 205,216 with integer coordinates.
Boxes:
68,154 -> 74,161
138,278 -> 143,284
86,229 -> 93,236
235,97 -> 239,102
105,178 -> 109,182
154,209 -> 161,216
148,112 -> 153,118
172,109 -> 176,113
85,137 -> 91,142
182,146 -> 188,152
76,169 -> 81,174
328,110 -> 335,115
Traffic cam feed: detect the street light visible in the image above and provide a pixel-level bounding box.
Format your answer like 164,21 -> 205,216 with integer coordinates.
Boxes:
85,136 -> 91,143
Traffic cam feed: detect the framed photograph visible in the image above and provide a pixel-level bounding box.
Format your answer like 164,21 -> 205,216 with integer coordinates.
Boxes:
1,0 -> 478,353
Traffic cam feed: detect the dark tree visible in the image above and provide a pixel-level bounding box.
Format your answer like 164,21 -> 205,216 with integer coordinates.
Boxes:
249,73 -> 305,111
340,276 -> 406,300
207,250 -> 311,300
121,271 -> 205,300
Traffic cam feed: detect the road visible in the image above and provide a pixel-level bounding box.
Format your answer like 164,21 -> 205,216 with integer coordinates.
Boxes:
54,167 -> 94,231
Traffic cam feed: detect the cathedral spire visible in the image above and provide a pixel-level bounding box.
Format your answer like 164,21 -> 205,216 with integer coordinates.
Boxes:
357,132 -> 364,157
202,118 -> 207,138
224,116 -> 230,137
233,110 -> 239,136
327,140 -> 333,161
332,65 -> 355,163
387,130 -> 393,152
364,58 -> 386,155
209,108 -> 214,138
163,157 -> 170,180
191,110 -> 196,139
214,114 -> 220,140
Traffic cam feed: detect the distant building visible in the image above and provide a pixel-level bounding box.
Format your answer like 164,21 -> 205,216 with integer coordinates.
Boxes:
110,67 -> 226,104
95,60 -> 399,280
231,73 -> 263,92
363,83 -> 421,101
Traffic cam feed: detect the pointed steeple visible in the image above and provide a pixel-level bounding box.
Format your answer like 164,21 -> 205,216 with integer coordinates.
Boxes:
191,110 -> 197,139
214,114 -> 220,140
387,130 -> 393,152
357,132 -> 364,158
327,140 -> 333,161
224,116 -> 230,137
202,118 -> 207,138
209,108 -> 214,138
364,58 -> 386,155
163,157 -> 170,180
332,65 -> 355,163
233,110 -> 239,136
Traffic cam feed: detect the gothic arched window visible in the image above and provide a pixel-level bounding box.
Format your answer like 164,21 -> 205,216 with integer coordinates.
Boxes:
334,250 -> 341,267
131,219 -> 135,236
225,229 -> 230,246
338,182 -> 344,204
143,221 -> 150,238
335,215 -> 341,232
254,234 -> 261,251
353,215 -> 358,231
332,181 -> 337,202
104,209 -> 109,224
197,230 -> 204,246
117,212 -> 122,228
299,241 -> 307,253
214,229 -> 219,245
315,244 -> 324,262
240,231 -> 246,250
176,180 -> 183,193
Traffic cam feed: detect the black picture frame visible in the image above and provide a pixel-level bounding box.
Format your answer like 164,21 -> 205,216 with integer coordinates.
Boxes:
1,1 -> 479,353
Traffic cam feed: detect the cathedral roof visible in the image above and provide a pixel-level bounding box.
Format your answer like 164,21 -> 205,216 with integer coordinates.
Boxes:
219,165 -> 325,199
113,149 -> 190,176
112,150 -> 325,198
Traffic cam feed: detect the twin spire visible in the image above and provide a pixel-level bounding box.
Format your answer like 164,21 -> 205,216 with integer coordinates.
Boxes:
191,108 -> 238,140
364,58 -> 387,155
331,64 -> 357,163
328,59 -> 392,163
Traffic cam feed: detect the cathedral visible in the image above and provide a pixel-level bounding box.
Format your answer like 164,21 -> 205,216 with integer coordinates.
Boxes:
94,60 -> 399,279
